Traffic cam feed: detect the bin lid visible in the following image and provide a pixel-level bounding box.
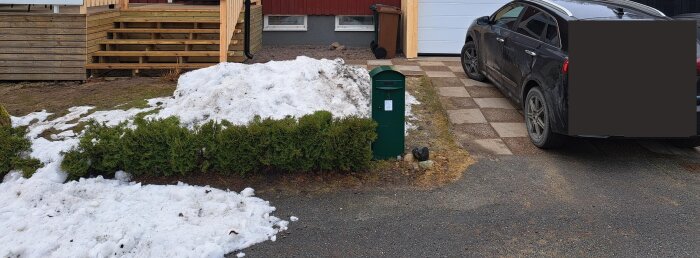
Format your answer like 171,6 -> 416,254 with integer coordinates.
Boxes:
376,5 -> 401,14
369,66 -> 404,78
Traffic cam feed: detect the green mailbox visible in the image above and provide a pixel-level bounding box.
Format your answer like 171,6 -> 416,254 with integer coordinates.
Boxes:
369,66 -> 405,160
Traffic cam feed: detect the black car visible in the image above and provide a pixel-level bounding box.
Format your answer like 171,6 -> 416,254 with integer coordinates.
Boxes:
461,0 -> 700,148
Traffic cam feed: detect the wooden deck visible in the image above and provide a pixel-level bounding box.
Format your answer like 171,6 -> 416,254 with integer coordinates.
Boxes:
0,2 -> 262,80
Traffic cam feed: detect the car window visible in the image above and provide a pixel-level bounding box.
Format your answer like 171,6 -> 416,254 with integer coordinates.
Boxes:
543,15 -> 561,47
516,7 -> 561,47
516,7 -> 547,40
492,4 -> 525,29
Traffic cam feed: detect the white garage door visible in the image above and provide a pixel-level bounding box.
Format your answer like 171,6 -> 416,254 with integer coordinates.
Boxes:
418,0 -> 511,54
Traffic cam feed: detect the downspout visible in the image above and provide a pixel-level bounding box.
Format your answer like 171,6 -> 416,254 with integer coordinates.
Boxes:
244,0 -> 254,59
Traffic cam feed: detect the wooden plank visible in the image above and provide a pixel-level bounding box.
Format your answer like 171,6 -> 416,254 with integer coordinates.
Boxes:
99,39 -> 221,45
0,73 -> 86,81
0,48 -> 86,55
0,34 -> 86,41
0,60 -> 85,68
87,24 -> 114,33
107,28 -> 219,34
0,41 -> 86,48
91,51 -> 238,57
2,28 -> 87,35
86,11 -> 120,22
0,67 -> 85,74
120,11 -> 220,17
401,0 -> 418,58
86,63 -> 215,69
0,21 -> 86,28
0,14 -> 85,22
116,17 -> 219,23
0,54 -> 86,61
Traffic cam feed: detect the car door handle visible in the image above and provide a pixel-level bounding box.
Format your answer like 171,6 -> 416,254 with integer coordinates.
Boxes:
496,37 -> 505,43
525,50 -> 537,57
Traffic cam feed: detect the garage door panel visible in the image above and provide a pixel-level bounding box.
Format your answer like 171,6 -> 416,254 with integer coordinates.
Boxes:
418,0 -> 510,54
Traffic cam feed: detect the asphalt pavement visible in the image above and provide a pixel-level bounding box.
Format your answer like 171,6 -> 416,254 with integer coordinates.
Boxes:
239,138 -> 699,257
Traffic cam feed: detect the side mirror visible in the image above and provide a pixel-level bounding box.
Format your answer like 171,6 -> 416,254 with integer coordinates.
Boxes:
476,16 -> 492,25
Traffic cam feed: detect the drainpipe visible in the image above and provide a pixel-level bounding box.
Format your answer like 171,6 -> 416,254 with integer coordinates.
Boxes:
244,0 -> 254,60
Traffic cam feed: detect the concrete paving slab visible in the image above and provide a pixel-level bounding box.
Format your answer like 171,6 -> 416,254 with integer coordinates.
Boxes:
438,87 -> 470,98
452,123 -> 500,141
441,97 -> 479,109
473,139 -> 513,155
474,98 -> 515,109
449,66 -> 463,73
368,60 -> 393,66
481,108 -> 525,123
393,65 -> 422,72
491,122 -> 528,137
425,71 -> 457,78
461,78 -> 493,87
466,87 -> 507,98
422,65 -> 452,72
431,77 -> 463,88
447,109 -> 487,124
418,61 -> 444,66
502,137 -> 545,155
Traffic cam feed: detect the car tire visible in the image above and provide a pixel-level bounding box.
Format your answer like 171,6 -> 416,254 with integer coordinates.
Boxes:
461,41 -> 486,81
668,138 -> 700,148
525,87 -> 565,149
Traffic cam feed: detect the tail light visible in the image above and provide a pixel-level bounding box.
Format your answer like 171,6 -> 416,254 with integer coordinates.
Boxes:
696,58 -> 700,75
562,58 -> 569,74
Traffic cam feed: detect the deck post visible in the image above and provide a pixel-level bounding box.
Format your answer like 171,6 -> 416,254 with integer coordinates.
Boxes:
219,0 -> 228,63
120,0 -> 128,10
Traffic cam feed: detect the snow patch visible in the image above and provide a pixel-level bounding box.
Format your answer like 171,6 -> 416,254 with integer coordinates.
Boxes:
0,178 -> 287,258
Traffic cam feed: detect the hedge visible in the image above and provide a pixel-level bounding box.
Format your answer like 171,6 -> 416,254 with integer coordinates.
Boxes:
61,111 -> 377,180
0,125 -> 42,178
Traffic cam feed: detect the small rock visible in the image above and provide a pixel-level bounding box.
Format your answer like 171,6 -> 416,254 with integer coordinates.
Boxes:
403,153 -> 414,163
418,160 -> 434,170
337,45 -> 346,51
411,163 -> 420,171
412,147 -> 430,162
330,42 -> 342,50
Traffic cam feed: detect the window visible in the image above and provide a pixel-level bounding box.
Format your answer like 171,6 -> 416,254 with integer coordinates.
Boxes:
335,15 -> 374,31
264,15 -> 307,31
516,7 -> 560,47
492,4 -> 525,29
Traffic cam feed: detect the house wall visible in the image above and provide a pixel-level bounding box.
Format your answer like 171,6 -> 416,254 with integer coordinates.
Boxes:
0,13 -> 87,81
263,16 -> 372,47
263,0 -> 401,15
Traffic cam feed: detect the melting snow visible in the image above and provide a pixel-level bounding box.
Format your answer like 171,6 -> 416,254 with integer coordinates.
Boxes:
3,57 -> 420,257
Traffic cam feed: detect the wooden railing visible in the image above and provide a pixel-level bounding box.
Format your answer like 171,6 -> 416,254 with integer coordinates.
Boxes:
219,0 -> 243,62
79,0 -> 128,13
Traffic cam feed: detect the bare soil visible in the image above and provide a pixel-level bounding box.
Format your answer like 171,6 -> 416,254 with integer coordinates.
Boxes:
248,45 -> 379,64
0,77 -> 176,117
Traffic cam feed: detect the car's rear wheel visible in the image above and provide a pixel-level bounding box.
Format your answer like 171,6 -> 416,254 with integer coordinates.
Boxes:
525,87 -> 565,149
461,41 -> 486,81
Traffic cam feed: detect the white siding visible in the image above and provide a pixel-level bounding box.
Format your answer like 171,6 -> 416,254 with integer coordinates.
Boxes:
418,0 -> 510,54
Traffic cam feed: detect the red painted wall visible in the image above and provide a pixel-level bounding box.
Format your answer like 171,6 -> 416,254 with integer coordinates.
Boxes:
262,0 -> 402,15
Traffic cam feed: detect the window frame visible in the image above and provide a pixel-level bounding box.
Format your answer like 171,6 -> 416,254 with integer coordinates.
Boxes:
263,15 -> 308,31
514,5 -> 563,49
334,15 -> 375,32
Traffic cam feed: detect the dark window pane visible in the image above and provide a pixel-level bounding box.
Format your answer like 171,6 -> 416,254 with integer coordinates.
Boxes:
493,4 -> 525,29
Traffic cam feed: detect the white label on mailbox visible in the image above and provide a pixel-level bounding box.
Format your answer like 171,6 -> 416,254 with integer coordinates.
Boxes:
385,100 -> 393,111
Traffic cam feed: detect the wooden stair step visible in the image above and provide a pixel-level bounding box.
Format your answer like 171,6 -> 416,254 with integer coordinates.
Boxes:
92,51 -> 241,57
107,28 -> 221,34
115,17 -> 221,23
86,63 -> 216,70
99,39 -> 237,45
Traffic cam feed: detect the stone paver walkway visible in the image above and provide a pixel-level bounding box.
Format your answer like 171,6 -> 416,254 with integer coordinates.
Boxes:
356,57 -> 533,156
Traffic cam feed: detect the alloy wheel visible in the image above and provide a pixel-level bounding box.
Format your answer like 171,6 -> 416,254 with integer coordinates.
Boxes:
526,93 -> 547,142
462,46 -> 479,75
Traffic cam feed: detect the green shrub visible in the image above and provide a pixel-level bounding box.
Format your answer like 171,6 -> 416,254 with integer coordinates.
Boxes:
60,111 -> 377,180
0,126 -> 42,178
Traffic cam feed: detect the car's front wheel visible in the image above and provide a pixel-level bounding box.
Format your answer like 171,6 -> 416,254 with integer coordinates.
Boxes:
525,87 -> 565,149
461,41 -> 486,81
